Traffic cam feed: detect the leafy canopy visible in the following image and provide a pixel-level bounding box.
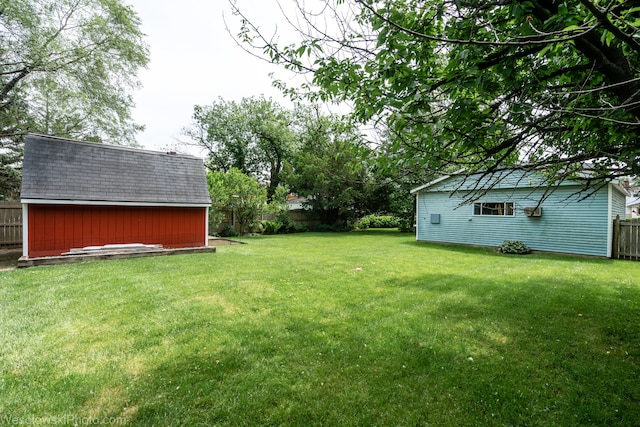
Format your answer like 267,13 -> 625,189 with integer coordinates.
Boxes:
186,98 -> 404,226
182,96 -> 295,200
285,107 -> 381,225
232,0 -> 640,192
0,0 -> 149,198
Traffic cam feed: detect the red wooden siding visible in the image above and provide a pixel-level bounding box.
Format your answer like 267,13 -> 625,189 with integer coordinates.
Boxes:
27,204 -> 207,257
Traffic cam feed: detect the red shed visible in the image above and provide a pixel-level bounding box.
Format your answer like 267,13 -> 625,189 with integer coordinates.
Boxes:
20,134 -> 211,258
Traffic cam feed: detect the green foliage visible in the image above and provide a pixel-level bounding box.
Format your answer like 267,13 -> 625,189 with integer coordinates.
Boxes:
355,215 -> 400,229
263,184 -> 290,218
184,98 -> 397,224
259,217 -> 297,235
0,144 -> 22,200
0,1 -> 149,133
207,168 -> 268,235
397,217 -> 414,233
234,0 -> 640,194
499,240 -> 532,255
0,0 -> 149,198
218,224 -> 240,238
277,216 -> 297,233
258,220 -> 282,235
260,184 -> 299,234
285,107 -> 380,225
182,96 -> 296,199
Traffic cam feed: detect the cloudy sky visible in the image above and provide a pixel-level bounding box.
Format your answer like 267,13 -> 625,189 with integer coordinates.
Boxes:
127,0 -> 296,155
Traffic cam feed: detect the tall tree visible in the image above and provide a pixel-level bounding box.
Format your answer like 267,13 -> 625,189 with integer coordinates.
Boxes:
285,106 -> 378,225
183,96 -> 296,200
0,0 -> 149,198
232,0 -> 640,197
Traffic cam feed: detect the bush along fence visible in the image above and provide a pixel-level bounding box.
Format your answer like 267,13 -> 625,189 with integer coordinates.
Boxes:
612,215 -> 640,260
212,208 -> 321,236
0,202 -> 22,247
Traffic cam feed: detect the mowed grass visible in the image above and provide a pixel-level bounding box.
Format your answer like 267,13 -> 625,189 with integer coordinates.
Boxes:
1,230 -> 639,426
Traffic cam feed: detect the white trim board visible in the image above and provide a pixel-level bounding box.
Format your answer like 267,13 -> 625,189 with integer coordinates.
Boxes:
21,199 -> 211,208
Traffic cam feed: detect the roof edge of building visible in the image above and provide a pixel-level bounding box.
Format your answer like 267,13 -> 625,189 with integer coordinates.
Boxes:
26,133 -> 204,161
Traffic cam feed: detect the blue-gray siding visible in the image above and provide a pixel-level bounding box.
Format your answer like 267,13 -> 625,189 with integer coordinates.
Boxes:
611,186 -> 626,219
416,176 -> 626,257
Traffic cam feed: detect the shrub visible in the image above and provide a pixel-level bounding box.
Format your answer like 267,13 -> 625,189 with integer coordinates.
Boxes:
259,220 -> 282,235
498,240 -> 531,254
355,216 -> 371,229
355,215 -> 400,229
260,217 -> 299,235
294,222 -> 309,233
398,218 -> 414,233
219,225 -> 240,238
277,216 -> 297,234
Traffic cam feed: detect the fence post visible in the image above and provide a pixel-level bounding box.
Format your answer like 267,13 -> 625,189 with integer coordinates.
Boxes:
613,214 -> 620,259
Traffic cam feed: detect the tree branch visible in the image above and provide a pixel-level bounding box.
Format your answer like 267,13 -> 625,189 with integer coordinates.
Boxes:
579,0 -> 640,55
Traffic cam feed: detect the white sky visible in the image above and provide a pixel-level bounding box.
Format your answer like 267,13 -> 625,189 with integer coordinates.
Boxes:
126,0 -> 297,155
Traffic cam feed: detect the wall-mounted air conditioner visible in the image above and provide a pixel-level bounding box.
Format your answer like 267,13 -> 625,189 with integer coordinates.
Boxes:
523,207 -> 542,217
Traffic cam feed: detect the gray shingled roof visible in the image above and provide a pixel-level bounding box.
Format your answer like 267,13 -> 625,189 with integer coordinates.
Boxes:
21,134 -> 211,205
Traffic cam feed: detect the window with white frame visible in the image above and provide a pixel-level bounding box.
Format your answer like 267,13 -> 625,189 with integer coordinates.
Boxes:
473,202 -> 514,216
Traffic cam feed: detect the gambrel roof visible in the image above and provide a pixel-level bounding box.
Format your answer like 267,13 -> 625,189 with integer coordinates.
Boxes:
21,134 -> 211,206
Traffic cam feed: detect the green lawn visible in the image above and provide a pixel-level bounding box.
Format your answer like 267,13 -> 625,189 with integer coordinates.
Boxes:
1,230 -> 639,426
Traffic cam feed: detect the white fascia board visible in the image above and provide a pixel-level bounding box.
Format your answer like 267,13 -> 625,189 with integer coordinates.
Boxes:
20,199 -> 211,208
410,169 -> 466,194
411,176 -> 448,194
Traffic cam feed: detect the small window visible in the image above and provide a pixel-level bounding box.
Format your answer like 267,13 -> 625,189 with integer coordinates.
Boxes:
473,202 -> 514,216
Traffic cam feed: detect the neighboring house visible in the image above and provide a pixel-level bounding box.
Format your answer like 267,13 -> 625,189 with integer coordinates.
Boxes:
410,170 -> 628,257
626,196 -> 640,218
286,194 -> 311,211
625,184 -> 640,218
20,134 -> 211,258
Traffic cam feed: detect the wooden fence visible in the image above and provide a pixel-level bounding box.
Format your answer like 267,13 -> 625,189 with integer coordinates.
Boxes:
0,202 -> 22,247
612,216 -> 640,260
213,208 -> 320,234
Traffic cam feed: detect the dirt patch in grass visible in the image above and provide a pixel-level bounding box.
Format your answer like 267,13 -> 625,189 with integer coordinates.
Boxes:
208,237 -> 245,246
0,248 -> 21,270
